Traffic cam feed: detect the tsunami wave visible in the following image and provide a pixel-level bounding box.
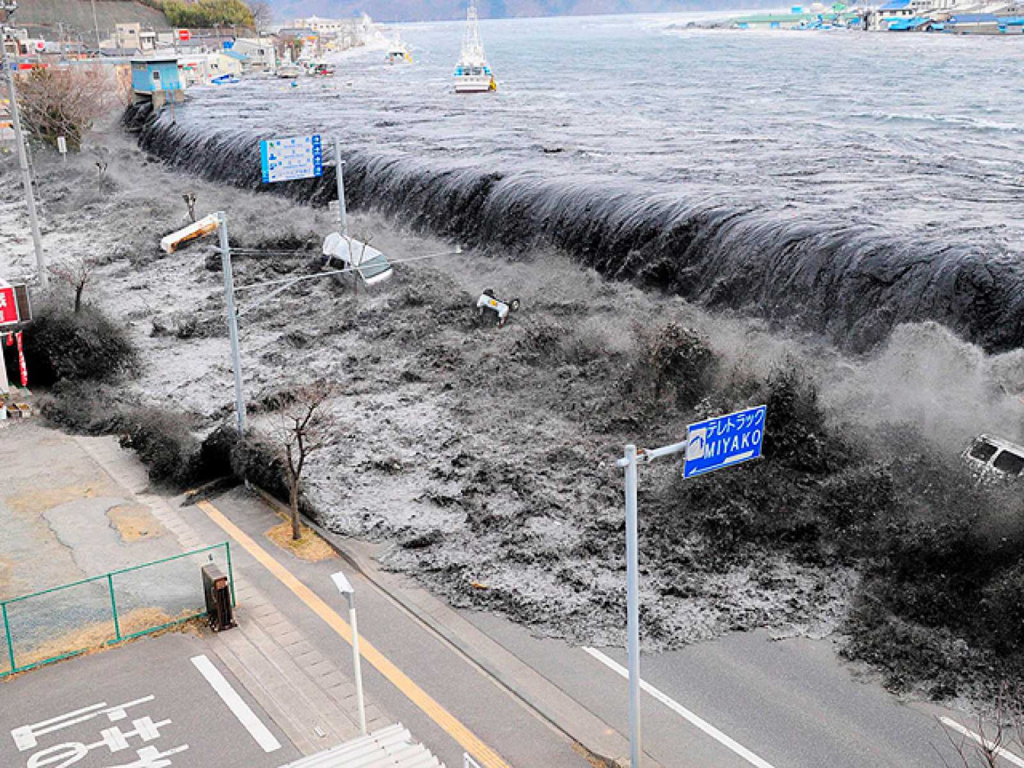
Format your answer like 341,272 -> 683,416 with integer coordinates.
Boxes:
125,103 -> 1024,355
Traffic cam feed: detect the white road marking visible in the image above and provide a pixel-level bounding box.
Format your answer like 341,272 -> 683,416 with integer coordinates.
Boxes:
582,647 -> 776,768
940,717 -> 1024,767
191,654 -> 282,753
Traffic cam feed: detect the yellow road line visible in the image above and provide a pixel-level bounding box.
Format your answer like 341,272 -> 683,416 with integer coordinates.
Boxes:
197,500 -> 511,768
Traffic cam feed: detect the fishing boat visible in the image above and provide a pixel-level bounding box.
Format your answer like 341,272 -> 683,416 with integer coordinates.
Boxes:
453,3 -> 496,93
386,35 -> 413,64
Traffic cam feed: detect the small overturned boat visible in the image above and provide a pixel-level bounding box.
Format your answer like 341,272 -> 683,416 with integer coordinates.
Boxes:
454,3 -> 496,93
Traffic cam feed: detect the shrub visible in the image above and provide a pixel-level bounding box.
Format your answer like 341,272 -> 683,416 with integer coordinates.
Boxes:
230,432 -> 290,502
23,305 -> 138,386
119,407 -> 200,487
624,322 -> 716,410
198,423 -> 240,480
39,381 -> 128,435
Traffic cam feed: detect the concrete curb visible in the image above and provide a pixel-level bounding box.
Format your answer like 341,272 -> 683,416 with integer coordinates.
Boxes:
246,484 -> 636,768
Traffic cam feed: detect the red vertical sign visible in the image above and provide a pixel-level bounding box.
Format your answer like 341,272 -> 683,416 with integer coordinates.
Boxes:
16,331 -> 27,386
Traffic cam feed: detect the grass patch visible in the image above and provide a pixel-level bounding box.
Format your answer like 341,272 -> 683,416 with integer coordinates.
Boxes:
265,519 -> 337,563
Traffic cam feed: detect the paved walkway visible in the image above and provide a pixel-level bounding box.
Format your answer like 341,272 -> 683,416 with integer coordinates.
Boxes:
74,431 -> 386,757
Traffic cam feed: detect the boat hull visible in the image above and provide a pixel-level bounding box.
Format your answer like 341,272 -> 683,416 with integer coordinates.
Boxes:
454,76 -> 493,93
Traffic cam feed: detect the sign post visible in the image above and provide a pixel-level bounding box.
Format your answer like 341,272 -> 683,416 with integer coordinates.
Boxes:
56,135 -> 67,162
615,404 -> 766,767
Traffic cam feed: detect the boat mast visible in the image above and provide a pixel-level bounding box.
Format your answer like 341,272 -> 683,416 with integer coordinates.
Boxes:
461,2 -> 485,63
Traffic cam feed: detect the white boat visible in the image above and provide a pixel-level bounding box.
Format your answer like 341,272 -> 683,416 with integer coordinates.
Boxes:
386,35 -> 413,64
453,3 -> 496,93
277,63 -> 302,79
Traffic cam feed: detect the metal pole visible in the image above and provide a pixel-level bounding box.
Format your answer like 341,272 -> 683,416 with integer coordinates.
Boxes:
107,573 -> 122,642
2,606 -> 15,671
0,338 -> 9,395
347,593 -> 367,735
624,443 -> 642,768
334,137 -> 348,236
1,21 -> 47,289
89,0 -> 101,51
217,212 -> 246,434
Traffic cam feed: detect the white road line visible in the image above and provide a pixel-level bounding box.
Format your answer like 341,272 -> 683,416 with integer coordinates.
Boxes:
191,654 -> 282,753
941,717 -> 1024,767
582,647 -> 776,768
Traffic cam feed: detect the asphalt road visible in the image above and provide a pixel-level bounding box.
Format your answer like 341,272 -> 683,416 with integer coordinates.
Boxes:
465,611 -> 1011,768
0,632 -> 300,768
189,491 -> 589,768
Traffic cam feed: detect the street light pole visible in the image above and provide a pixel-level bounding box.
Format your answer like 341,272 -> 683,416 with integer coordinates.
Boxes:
331,572 -> 367,735
216,211 -> 246,434
1,3 -> 47,289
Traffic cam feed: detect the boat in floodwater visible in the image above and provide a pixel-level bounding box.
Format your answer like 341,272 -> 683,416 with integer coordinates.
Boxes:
386,35 -> 413,64
454,3 -> 496,93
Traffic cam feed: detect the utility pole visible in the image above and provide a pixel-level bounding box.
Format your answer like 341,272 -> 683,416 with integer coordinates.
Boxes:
89,0 -> 101,51
1,2 -> 47,288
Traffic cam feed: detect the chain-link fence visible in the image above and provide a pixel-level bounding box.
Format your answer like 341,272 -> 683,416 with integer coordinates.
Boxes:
0,543 -> 234,678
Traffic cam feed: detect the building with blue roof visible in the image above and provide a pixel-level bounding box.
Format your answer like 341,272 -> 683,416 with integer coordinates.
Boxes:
130,58 -> 182,108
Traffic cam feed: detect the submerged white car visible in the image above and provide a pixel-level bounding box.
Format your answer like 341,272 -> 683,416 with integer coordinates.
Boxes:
322,232 -> 394,287
962,434 -> 1024,481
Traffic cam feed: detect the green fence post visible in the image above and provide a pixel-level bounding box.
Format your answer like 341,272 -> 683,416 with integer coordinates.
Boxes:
108,574 -> 122,643
225,542 -> 237,607
2,603 -> 15,673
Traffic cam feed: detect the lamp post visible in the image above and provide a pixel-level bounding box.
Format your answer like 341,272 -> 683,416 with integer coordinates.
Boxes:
331,571 -> 367,735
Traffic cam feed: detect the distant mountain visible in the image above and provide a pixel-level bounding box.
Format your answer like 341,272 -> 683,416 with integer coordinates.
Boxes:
268,0 -> 761,23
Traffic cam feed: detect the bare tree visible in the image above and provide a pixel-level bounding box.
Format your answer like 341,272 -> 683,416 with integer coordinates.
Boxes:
247,0 -> 273,34
16,65 -> 114,152
937,686 -> 1024,768
50,256 -> 97,313
274,380 -> 337,541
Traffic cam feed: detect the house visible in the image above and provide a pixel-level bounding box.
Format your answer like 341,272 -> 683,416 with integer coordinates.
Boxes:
232,37 -> 276,72
946,12 -> 1002,32
208,51 -> 244,78
130,58 -> 183,108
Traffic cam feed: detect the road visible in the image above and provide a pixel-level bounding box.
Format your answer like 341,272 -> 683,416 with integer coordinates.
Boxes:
188,490 -> 589,768
0,632 -> 300,768
465,611 -> 1010,768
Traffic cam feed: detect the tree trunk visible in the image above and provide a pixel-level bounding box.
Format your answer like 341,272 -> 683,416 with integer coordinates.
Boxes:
290,481 -> 301,541
74,284 -> 84,313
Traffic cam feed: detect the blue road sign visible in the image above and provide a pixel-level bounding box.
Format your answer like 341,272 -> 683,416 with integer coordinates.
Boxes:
259,134 -> 323,184
683,405 -> 767,479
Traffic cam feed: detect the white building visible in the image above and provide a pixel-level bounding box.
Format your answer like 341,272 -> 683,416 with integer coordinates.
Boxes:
231,37 -> 276,72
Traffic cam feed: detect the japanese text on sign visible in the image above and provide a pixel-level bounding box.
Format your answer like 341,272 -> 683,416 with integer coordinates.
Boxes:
0,280 -> 20,326
683,404 -> 767,479
259,134 -> 323,184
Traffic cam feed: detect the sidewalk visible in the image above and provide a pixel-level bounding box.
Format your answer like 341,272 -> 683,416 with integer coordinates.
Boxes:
73,432 -> 391,757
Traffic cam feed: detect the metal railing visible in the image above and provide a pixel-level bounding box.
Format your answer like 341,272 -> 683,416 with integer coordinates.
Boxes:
0,542 -> 234,677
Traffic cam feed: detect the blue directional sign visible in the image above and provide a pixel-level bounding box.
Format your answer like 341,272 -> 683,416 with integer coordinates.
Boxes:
259,134 -> 323,184
683,405 -> 767,479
